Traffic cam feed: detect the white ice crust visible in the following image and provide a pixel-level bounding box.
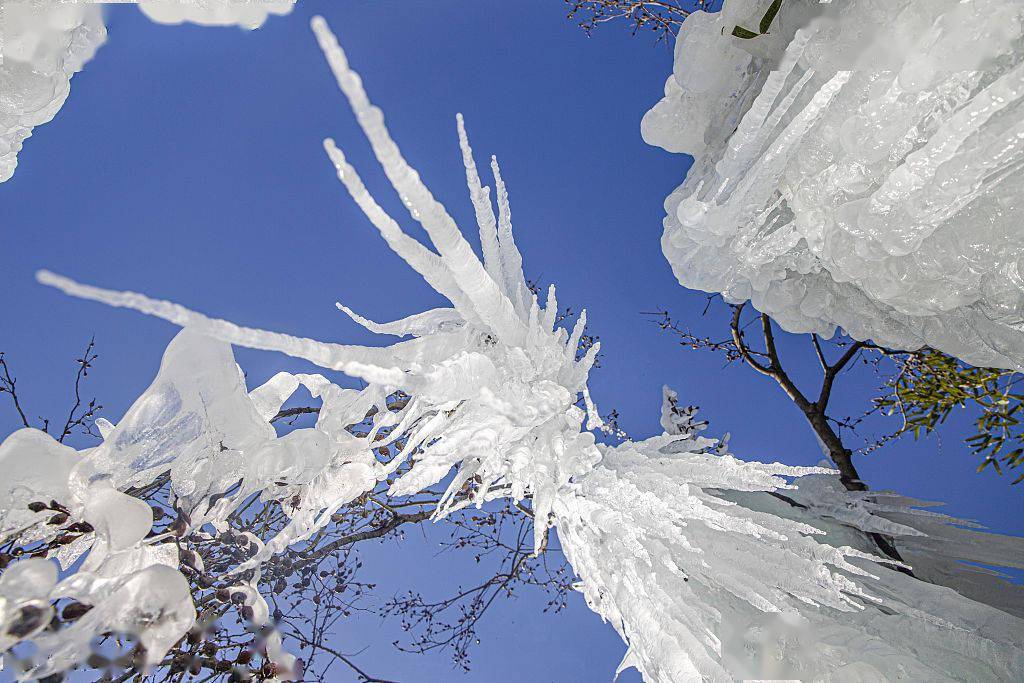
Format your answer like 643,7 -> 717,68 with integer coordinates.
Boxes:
643,0 -> 1024,369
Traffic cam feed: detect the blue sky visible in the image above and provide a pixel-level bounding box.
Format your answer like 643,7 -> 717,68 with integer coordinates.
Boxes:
1,1 -> 1021,680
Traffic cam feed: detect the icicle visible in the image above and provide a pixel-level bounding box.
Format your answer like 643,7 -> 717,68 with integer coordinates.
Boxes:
36,270 -> 399,373
456,113 -> 504,288
335,302 -> 464,338
489,155 -> 531,313
311,17 -> 527,346
322,139 -> 483,325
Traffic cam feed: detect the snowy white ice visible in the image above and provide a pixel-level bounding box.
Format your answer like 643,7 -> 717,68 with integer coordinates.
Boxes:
1,13 -> 1022,681
644,0 -> 1024,369
0,1 -> 295,183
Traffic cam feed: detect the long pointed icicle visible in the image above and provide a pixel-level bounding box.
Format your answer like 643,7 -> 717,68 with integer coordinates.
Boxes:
311,16 -> 527,345
35,270 -> 400,372
456,113 -> 504,293
322,138 -> 483,327
489,155 -> 531,313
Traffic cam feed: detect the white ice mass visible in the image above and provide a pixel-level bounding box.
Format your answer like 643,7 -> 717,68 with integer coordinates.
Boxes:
0,1 -> 294,183
2,12 -> 1024,682
138,0 -> 295,29
643,0 -> 1024,369
0,2 -> 106,182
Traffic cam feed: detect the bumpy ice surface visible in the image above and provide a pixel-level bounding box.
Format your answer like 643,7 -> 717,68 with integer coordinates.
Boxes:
643,0 -> 1024,368
0,2 -> 106,182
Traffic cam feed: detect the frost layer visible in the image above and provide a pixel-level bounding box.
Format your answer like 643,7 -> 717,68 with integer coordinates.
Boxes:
644,0 -> 1024,369
4,16 -> 1024,682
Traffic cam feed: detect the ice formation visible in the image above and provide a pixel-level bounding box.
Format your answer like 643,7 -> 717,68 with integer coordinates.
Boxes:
643,0 -> 1024,369
138,0 -> 296,29
561,398 -> 1024,680
0,1 -> 106,182
0,1 -> 293,184
3,14 -> 1024,681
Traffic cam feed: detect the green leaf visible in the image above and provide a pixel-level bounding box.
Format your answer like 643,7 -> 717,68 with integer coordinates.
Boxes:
731,25 -> 759,39
760,0 -> 784,34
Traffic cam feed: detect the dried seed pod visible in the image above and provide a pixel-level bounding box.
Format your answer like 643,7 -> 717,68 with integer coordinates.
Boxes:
6,604 -> 51,638
60,602 -> 92,621
47,512 -> 69,526
86,653 -> 109,669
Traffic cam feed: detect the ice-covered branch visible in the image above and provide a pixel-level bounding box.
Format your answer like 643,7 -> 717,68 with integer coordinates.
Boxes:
6,12 -> 1024,683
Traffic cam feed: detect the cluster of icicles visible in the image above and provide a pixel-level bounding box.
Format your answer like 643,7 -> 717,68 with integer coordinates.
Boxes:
643,0 -> 1024,369
1,16 -> 1023,682
1,1 -> 295,184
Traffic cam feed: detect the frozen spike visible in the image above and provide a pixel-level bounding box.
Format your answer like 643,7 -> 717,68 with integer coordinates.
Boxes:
456,113 -> 503,286
36,270 -> 399,372
322,138 -> 481,324
543,284 -> 558,332
336,302 -> 464,337
566,308 -> 587,359
94,418 -> 115,439
578,340 -> 600,376
312,18 -> 527,346
489,155 -> 531,313
582,387 -> 603,431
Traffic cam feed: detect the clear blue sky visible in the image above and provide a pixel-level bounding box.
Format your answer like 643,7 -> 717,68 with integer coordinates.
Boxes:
1,2 -> 1020,680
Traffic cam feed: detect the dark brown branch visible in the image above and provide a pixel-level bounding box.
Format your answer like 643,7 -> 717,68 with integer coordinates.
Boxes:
280,632 -> 399,683
291,509 -> 433,574
565,0 -> 702,42
270,406 -> 321,423
57,337 -> 99,443
817,340 -> 866,412
729,303 -> 775,378
0,352 -> 31,429
811,334 -> 828,372
271,396 -> 411,424
758,313 -> 812,410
